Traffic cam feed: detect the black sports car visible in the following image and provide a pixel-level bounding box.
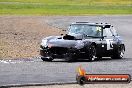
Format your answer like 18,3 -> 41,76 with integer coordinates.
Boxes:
40,22 -> 125,62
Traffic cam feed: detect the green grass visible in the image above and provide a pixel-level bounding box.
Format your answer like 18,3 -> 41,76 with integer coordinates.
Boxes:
0,0 -> 132,15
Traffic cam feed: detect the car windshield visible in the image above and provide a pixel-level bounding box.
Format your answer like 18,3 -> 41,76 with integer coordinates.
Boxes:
69,24 -> 102,37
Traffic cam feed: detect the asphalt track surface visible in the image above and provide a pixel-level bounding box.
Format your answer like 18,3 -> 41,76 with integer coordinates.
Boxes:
0,15 -> 132,86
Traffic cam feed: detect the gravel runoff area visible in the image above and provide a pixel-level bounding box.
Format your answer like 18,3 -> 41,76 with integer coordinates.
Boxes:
0,16 -> 62,59
11,83 -> 132,88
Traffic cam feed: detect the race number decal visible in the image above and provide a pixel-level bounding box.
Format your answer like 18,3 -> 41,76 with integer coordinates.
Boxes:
106,39 -> 113,50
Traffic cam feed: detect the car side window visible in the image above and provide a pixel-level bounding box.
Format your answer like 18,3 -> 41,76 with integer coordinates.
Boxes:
103,28 -> 113,37
84,26 -> 102,37
110,27 -> 118,36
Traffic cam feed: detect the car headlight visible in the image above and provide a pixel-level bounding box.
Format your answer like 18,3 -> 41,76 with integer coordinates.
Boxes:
41,39 -> 48,47
75,41 -> 84,49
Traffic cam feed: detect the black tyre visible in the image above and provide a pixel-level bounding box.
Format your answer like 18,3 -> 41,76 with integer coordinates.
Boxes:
88,45 -> 96,62
111,45 -> 125,59
41,57 -> 53,62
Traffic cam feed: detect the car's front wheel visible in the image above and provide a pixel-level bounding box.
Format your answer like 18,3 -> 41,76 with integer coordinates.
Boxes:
88,45 -> 96,62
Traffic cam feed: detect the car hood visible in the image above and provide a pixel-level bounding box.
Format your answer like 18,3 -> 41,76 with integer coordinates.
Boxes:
42,34 -> 94,48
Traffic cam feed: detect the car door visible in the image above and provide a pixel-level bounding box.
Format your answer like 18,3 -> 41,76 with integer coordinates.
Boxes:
100,27 -> 116,56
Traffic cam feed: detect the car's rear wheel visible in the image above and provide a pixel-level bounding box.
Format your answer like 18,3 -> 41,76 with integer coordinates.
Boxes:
41,57 -> 53,62
111,45 -> 125,59
88,45 -> 96,62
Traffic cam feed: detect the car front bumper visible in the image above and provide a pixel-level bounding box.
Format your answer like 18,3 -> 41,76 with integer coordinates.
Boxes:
40,45 -> 82,59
